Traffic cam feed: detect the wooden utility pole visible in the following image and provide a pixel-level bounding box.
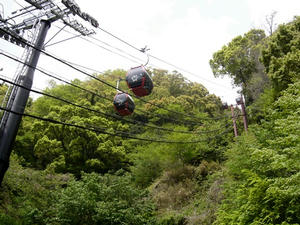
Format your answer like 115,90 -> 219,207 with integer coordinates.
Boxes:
236,95 -> 248,133
230,104 -> 238,137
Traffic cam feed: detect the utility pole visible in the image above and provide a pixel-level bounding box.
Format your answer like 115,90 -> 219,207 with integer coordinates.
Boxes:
0,20 -> 50,184
230,104 -> 238,137
0,0 -> 98,185
236,95 -> 248,133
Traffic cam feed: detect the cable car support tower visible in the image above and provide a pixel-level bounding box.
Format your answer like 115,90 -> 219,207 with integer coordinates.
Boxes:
0,0 -> 98,185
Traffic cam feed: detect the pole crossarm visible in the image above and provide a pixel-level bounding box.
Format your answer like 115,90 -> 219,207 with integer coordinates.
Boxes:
2,0 -> 97,38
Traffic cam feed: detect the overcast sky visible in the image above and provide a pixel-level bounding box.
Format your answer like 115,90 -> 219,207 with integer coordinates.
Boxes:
1,0 -> 300,104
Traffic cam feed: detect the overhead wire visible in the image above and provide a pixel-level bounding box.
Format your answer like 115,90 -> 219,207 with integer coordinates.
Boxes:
44,24 -> 67,47
52,23 -> 158,71
1,27 -> 231,123
149,54 -> 230,89
78,35 -> 141,65
0,4 -> 236,142
0,50 -> 194,126
1,0 -> 231,123
11,0 -> 231,92
45,26 -> 231,123
0,103 -> 232,144
45,33 -> 83,47
95,26 -> 231,90
3,7 -> 37,23
51,25 -> 231,121
97,26 -> 141,52
1,49 -> 231,129
51,23 -> 145,65
1,0 -> 231,124
0,72 -> 231,135
89,35 -> 149,65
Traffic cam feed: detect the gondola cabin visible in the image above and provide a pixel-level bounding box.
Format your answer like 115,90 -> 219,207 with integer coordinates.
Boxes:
113,92 -> 135,116
126,66 -> 153,97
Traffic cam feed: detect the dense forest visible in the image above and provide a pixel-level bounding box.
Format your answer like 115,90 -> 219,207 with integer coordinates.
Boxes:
0,16 -> 299,225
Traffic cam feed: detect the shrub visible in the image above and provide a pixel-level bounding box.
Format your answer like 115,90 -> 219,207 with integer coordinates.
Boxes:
48,172 -> 157,225
151,166 -> 197,211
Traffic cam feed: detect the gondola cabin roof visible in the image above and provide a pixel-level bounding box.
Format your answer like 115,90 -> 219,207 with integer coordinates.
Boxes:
113,92 -> 135,116
126,66 -> 153,97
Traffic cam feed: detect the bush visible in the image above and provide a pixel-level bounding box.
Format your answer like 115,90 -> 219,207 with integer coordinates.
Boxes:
215,80 -> 300,224
0,155 -> 71,225
158,214 -> 187,225
48,172 -> 157,225
151,165 -> 197,211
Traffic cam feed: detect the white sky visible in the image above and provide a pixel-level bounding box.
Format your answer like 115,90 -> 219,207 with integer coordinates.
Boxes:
1,0 -> 300,104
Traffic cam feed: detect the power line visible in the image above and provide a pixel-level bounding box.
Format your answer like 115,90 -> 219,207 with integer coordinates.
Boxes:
95,26 -> 231,90
42,30 -> 230,122
149,54 -> 230,89
0,74 -> 230,135
0,74 -> 180,134
49,26 -> 232,105
52,23 -> 156,69
80,32 -> 228,94
0,105 -> 232,144
4,7 -> 37,23
8,1 -> 231,91
0,2 -> 234,143
0,27 -> 230,122
41,49 -> 230,122
0,50 -> 199,126
51,23 -> 149,66
46,31 -> 231,121
43,49 -> 106,75
89,35 -> 147,65
79,35 -> 141,65
97,26 -> 141,52
45,33 -> 82,47
1,50 -> 231,129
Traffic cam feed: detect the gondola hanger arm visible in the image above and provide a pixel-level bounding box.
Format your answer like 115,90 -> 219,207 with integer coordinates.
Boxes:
140,45 -> 150,67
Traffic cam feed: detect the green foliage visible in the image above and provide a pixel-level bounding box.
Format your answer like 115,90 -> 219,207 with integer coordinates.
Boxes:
0,155 -> 71,225
11,68 -> 227,178
213,21 -> 300,225
48,172 -> 156,225
0,83 -> 9,119
247,87 -> 275,123
0,213 -> 22,225
131,143 -> 167,188
15,99 -> 132,176
149,162 -> 224,225
1,62 -> 233,224
131,120 -> 230,188
215,80 -> 300,224
146,69 -> 223,124
186,170 -> 225,225
0,157 -> 157,225
151,165 -> 197,211
210,29 -> 269,105
261,16 -> 300,97
158,214 -> 187,225
0,83 -> 8,103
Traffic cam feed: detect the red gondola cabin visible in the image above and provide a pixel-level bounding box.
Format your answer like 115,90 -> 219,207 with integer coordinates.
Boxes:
113,92 -> 135,116
126,66 -> 153,97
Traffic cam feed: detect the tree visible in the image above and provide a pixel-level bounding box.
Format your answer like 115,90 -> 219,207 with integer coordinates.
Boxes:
265,11 -> 277,36
261,16 -> 300,97
48,172 -> 157,225
215,80 -> 300,224
210,29 -> 268,105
